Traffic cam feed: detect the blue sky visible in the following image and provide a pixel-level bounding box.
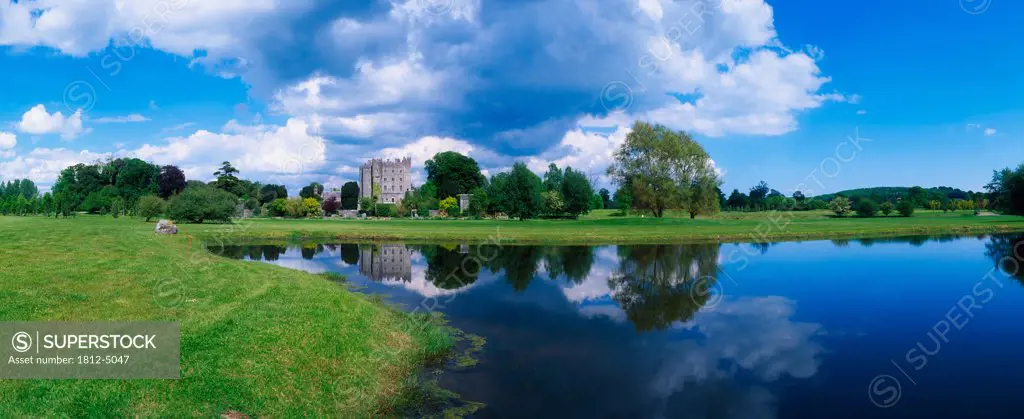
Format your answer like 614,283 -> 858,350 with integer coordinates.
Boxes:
0,0 -> 1018,195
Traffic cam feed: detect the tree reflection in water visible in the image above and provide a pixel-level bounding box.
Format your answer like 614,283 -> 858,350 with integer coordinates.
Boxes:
609,244 -> 721,332
985,234 -> 1024,285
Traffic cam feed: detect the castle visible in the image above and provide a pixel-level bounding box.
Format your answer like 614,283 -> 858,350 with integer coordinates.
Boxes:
360,157 -> 412,204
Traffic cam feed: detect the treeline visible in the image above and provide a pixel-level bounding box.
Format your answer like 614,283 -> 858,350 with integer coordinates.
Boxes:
379,151 -> 604,219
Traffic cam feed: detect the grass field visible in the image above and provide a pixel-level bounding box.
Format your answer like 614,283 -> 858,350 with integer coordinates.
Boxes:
0,216 -> 453,417
184,209 -> 1024,245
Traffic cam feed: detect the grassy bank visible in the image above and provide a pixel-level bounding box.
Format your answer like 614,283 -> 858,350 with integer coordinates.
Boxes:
186,209 -> 1024,245
0,216 -> 453,417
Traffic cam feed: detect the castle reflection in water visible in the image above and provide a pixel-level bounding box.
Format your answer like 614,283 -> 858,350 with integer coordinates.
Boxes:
359,244 -> 413,282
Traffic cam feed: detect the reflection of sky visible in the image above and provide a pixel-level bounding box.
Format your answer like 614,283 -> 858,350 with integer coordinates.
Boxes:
221,236 -> 1024,419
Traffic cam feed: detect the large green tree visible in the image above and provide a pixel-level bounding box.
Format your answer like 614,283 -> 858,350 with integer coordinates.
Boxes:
607,121 -> 718,218
499,162 -> 543,220
113,158 -> 160,207
259,184 -> 288,204
339,181 -> 360,210
561,167 -> 594,218
425,151 -> 486,199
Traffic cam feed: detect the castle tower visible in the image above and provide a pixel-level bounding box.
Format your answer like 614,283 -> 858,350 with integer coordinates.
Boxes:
359,157 -> 412,205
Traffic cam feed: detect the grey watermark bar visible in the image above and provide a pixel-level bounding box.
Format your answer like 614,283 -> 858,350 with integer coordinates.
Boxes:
0,322 -> 180,379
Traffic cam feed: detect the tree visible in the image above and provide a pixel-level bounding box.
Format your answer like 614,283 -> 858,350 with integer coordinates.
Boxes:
986,164 -> 1024,214
828,196 -> 852,217
793,190 -> 806,202
114,158 -> 160,207
614,186 -> 633,215
599,188 -> 612,208
543,163 -> 564,192
726,189 -> 749,210
501,162 -> 544,220
880,201 -> 894,216
467,187 -> 489,217
590,194 -> 604,210
897,200 -> 915,217
322,194 -> 341,215
259,184 -> 288,204
425,151 -> 486,199
212,161 -> 241,195
749,181 -> 770,210
561,167 -> 594,218
158,165 -> 187,198
299,182 -> 324,201
541,190 -> 564,216
856,199 -> 878,218
168,185 -> 237,223
684,176 -> 721,219
137,195 -> 166,222
607,121 -> 717,218
339,182 -> 360,210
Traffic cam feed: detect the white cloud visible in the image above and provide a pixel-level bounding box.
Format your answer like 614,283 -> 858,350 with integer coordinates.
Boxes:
1,118 -> 326,190
0,132 -> 16,150
17,105 -> 86,140
856,110 -> 867,115
0,147 -> 112,185
93,114 -> 151,124
984,128 -> 997,136
0,0 -> 287,58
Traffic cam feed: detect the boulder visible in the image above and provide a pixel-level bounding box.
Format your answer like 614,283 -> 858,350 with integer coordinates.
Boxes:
155,219 -> 178,235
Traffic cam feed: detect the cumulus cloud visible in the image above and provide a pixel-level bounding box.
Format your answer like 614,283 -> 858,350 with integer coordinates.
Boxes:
0,0 -> 853,186
17,105 -> 86,140
985,128 -> 997,136
1,119 -> 326,191
0,132 -> 16,150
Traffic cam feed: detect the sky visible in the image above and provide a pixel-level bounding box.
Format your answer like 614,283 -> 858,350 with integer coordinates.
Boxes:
0,0 -> 1019,196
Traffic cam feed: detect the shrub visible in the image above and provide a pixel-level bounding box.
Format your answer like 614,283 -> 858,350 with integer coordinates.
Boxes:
376,203 -> 397,218
284,198 -> 307,218
168,186 -> 237,223
828,196 -> 852,217
879,201 -> 894,216
897,200 -> 915,217
137,195 -> 166,222
359,197 -> 375,215
448,205 -> 461,218
270,198 -> 289,216
303,197 -> 322,217
110,198 -> 125,218
439,196 -> 458,215
322,194 -> 340,215
856,199 -> 878,218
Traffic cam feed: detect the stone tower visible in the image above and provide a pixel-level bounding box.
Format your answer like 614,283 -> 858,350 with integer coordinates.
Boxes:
360,157 -> 412,204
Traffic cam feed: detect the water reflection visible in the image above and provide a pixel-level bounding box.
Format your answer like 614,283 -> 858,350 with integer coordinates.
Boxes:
206,235 -> 1024,418
985,234 -> 1024,285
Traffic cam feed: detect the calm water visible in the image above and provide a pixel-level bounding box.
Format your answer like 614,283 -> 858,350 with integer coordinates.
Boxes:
210,235 -> 1024,419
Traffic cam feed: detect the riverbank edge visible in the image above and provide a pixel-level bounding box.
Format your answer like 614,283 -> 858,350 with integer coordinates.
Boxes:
194,223 -> 1024,245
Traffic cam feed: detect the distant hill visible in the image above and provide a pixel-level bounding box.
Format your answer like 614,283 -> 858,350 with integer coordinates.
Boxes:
814,186 -> 976,202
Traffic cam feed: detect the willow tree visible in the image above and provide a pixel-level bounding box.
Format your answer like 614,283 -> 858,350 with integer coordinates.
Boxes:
607,121 -> 720,218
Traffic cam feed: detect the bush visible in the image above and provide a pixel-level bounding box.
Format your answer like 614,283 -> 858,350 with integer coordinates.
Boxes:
137,195 -> 166,221
448,205 -> 461,218
322,194 -> 340,215
303,197 -> 322,217
856,199 -> 878,218
828,196 -> 852,217
270,198 -> 289,216
879,201 -> 894,216
376,203 -> 397,218
284,198 -> 306,218
897,200 -> 915,217
168,186 -> 237,223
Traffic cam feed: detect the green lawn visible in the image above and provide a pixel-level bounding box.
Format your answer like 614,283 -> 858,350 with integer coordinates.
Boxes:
185,209 -> 1024,244
0,216 -> 453,417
